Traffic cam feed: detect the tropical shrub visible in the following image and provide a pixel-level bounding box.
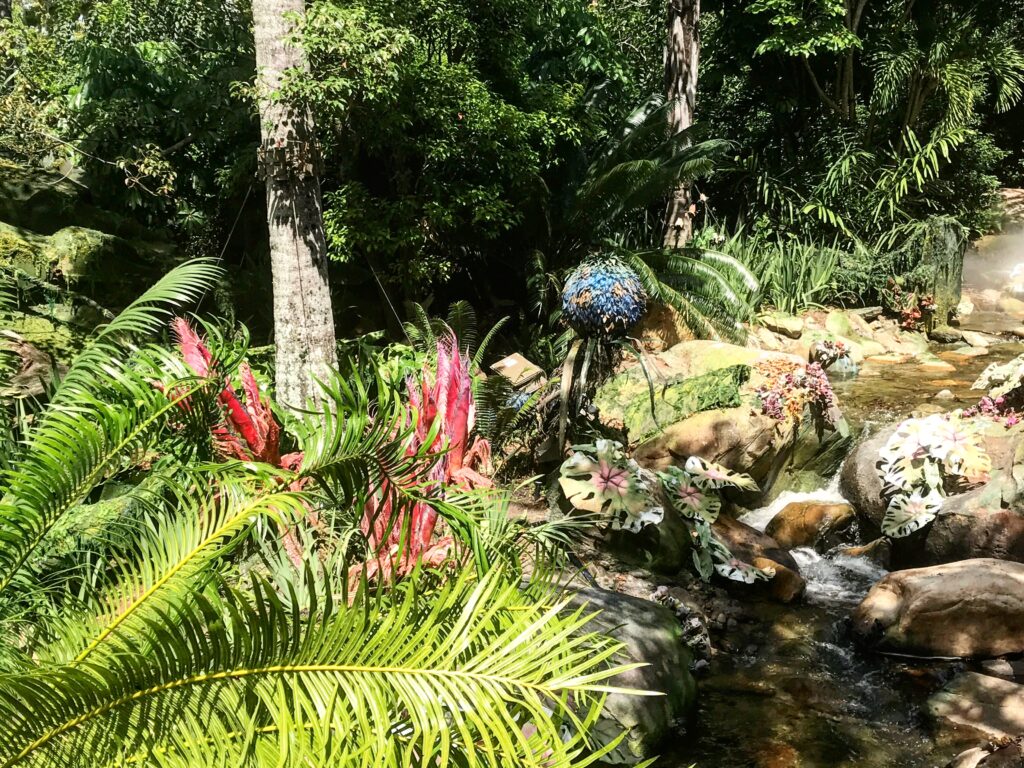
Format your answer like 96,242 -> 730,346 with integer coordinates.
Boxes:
876,413 -> 991,537
559,440 -> 773,583
0,261 -> 641,766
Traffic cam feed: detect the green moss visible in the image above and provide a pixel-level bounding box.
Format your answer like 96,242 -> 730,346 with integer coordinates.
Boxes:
616,364 -> 751,442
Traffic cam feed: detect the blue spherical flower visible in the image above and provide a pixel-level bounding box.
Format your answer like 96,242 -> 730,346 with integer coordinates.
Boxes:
562,258 -> 648,337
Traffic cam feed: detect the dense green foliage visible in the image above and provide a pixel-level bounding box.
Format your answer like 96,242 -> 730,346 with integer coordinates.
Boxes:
0,262 -> 634,765
4,0 -> 1021,334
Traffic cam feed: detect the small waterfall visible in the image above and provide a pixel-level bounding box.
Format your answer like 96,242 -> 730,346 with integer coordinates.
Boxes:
737,474 -> 845,533
791,547 -> 888,607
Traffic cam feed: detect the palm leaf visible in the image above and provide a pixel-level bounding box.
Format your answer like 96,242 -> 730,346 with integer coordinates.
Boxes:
0,567 -> 641,768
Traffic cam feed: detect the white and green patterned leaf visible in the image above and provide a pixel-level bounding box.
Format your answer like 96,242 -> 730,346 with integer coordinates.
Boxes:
658,466 -> 721,524
881,490 -> 943,538
558,439 -> 663,532
683,456 -> 758,492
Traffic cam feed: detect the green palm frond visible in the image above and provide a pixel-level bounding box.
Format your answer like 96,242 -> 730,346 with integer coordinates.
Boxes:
623,248 -> 757,340
50,259 -> 222,402
43,475 -> 309,665
0,566 -> 640,768
0,261 -> 220,600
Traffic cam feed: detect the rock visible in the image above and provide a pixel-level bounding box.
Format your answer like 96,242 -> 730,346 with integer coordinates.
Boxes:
851,306 -> 884,321
977,289 -> 1004,311
599,340 -> 844,504
1001,296 -> 1024,317
760,312 -> 804,339
0,331 -> 65,398
947,346 -> 990,358
934,389 -> 957,400
947,745 -> 1024,768
866,353 -> 911,364
947,747 -> 991,768
962,330 -> 995,348
957,297 -> 976,318
714,516 -> 806,603
836,537 -> 891,568
1011,326 -> 1024,340
920,356 -> 958,373
852,559 -> 1024,658
928,672 -> 1024,740
980,658 -> 1024,681
570,586 -> 696,762
930,325 -> 964,344
764,501 -> 856,550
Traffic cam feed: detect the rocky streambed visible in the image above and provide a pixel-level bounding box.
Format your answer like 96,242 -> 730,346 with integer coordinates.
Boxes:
576,241 -> 1024,767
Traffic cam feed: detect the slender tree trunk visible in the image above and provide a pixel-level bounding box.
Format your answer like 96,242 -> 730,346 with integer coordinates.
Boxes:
252,0 -> 337,411
663,0 -> 700,249
0,0 -> 10,21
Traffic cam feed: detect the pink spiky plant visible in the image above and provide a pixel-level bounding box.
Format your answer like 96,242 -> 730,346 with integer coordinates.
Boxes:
357,332 -> 492,579
163,319 -> 492,581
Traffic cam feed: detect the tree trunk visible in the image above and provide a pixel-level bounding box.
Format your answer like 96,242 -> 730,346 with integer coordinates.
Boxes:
252,0 -> 337,411
663,0 -> 700,249
0,0 -> 10,21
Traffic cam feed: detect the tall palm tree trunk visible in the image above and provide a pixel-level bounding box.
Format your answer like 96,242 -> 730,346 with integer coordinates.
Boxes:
663,0 -> 700,249
252,0 -> 337,410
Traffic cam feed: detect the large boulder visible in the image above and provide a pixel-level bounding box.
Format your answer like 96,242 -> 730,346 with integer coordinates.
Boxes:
852,559 -> 1024,658
840,422 -> 1024,567
929,672 -> 1024,741
570,586 -> 696,763
765,500 -> 856,551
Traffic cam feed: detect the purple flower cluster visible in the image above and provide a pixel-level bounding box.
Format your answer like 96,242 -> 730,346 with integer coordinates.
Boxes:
755,362 -> 839,427
963,395 -> 1006,418
963,395 -> 1022,428
757,388 -> 785,420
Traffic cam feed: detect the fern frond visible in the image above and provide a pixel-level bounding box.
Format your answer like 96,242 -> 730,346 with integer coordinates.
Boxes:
0,567 -> 640,768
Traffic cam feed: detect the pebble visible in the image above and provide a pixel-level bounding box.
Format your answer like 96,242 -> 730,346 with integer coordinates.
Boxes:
933,389 -> 956,401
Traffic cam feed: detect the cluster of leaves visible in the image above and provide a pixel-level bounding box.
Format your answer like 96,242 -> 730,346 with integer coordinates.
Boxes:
965,351 -> 1024,427
0,261 -> 641,766
559,440 -> 774,584
754,358 -> 845,438
876,412 -> 991,537
690,0 -> 1024,245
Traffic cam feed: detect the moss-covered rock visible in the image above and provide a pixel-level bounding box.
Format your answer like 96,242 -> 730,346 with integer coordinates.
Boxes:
609,365 -> 750,443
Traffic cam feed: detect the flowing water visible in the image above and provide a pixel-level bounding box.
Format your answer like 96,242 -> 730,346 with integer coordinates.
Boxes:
661,480 -> 968,768
658,239 -> 1024,767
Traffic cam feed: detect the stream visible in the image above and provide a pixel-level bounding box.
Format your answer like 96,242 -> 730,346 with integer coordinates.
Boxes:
657,237 -> 1024,768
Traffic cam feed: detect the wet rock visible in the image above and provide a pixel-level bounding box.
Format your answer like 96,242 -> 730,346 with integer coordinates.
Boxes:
760,311 -> 804,339
930,325 -> 965,344
928,672 -> 1024,740
764,501 -> 856,550
713,516 -> 806,603
836,538 -> 891,568
1011,326 -> 1024,340
852,559 -> 1024,658
570,586 -> 696,763
934,388 -> 957,400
